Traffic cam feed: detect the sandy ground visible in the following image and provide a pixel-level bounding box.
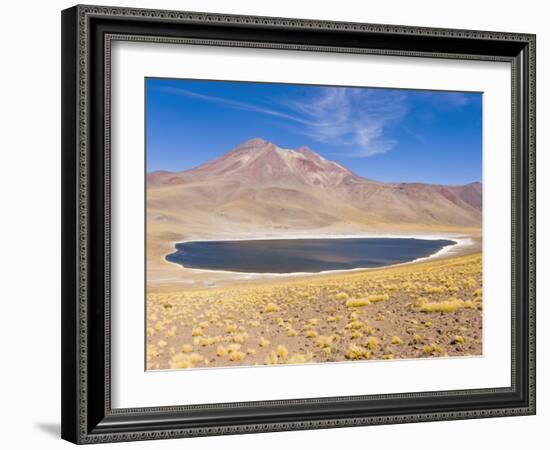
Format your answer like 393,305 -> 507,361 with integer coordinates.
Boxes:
147,249 -> 483,370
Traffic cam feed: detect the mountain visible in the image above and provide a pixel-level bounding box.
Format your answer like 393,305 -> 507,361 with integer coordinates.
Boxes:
147,138 -> 481,248
147,138 -> 355,188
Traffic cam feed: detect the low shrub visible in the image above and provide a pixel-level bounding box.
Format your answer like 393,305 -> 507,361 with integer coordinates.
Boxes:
345,298 -> 370,308
420,298 -> 464,313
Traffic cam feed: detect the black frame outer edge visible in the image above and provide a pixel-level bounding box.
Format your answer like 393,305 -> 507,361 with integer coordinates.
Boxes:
61,5 -> 78,444
61,5 -> 535,444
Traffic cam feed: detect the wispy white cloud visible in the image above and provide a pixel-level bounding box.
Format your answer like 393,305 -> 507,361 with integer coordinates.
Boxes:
160,86 -> 312,125
161,85 -> 410,157
421,90 -> 473,109
446,93 -> 470,107
285,87 -> 408,157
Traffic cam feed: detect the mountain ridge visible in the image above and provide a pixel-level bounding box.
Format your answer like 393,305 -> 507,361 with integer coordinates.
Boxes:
147,138 -> 482,240
148,137 -> 480,190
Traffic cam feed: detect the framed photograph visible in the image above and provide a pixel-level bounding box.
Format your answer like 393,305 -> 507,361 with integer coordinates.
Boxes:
61,5 -> 536,444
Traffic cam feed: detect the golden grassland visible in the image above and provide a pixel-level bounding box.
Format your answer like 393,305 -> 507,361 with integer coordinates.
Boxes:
146,252 -> 482,370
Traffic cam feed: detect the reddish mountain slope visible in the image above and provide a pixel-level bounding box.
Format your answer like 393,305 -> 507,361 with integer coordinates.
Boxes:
147,138 -> 481,236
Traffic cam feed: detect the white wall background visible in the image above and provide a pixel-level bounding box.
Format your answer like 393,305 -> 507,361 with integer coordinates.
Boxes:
0,0 -> 545,448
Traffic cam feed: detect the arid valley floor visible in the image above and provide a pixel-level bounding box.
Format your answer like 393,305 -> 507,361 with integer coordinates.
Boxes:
147,250 -> 482,370
146,138 -> 483,370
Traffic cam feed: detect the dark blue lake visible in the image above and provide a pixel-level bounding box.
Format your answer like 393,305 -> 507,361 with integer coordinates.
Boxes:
165,238 -> 456,274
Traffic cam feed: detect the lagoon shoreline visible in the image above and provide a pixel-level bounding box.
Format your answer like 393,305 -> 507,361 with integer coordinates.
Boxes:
149,230 -> 481,291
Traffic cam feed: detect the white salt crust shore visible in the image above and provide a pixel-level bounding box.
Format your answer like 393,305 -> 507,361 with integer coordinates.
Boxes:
161,234 -> 476,280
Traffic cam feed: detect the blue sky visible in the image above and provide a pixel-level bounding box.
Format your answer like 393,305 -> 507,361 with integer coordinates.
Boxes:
146,78 -> 482,185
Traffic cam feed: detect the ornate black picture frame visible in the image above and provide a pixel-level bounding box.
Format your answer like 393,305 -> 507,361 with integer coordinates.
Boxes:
61,4 -> 536,444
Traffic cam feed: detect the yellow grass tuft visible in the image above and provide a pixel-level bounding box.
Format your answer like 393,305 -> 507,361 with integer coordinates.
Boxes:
189,353 -> 204,364
181,344 -> 193,353
195,336 -> 217,347
423,343 -> 446,356
225,323 -> 238,333
346,344 -> 369,360
369,293 -> 389,303
452,335 -> 466,345
165,326 -> 176,338
227,343 -> 241,353
265,351 -> 278,365
169,352 -> 204,369
169,353 -> 193,369
306,330 -> 318,338
345,298 -> 371,308
191,327 -> 203,337
391,336 -> 402,345
229,351 -> 246,361
276,345 -> 289,360
287,352 -> 314,364
463,300 -> 476,309
420,298 -> 464,313
351,330 -> 363,339
424,285 -> 445,294
335,292 -> 349,301
258,337 -> 270,347
264,302 -> 280,313
232,332 -> 248,344
366,336 -> 379,350
414,297 -> 428,307
316,335 -> 334,348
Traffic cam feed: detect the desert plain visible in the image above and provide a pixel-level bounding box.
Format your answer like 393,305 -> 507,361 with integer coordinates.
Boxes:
146,139 -> 483,370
